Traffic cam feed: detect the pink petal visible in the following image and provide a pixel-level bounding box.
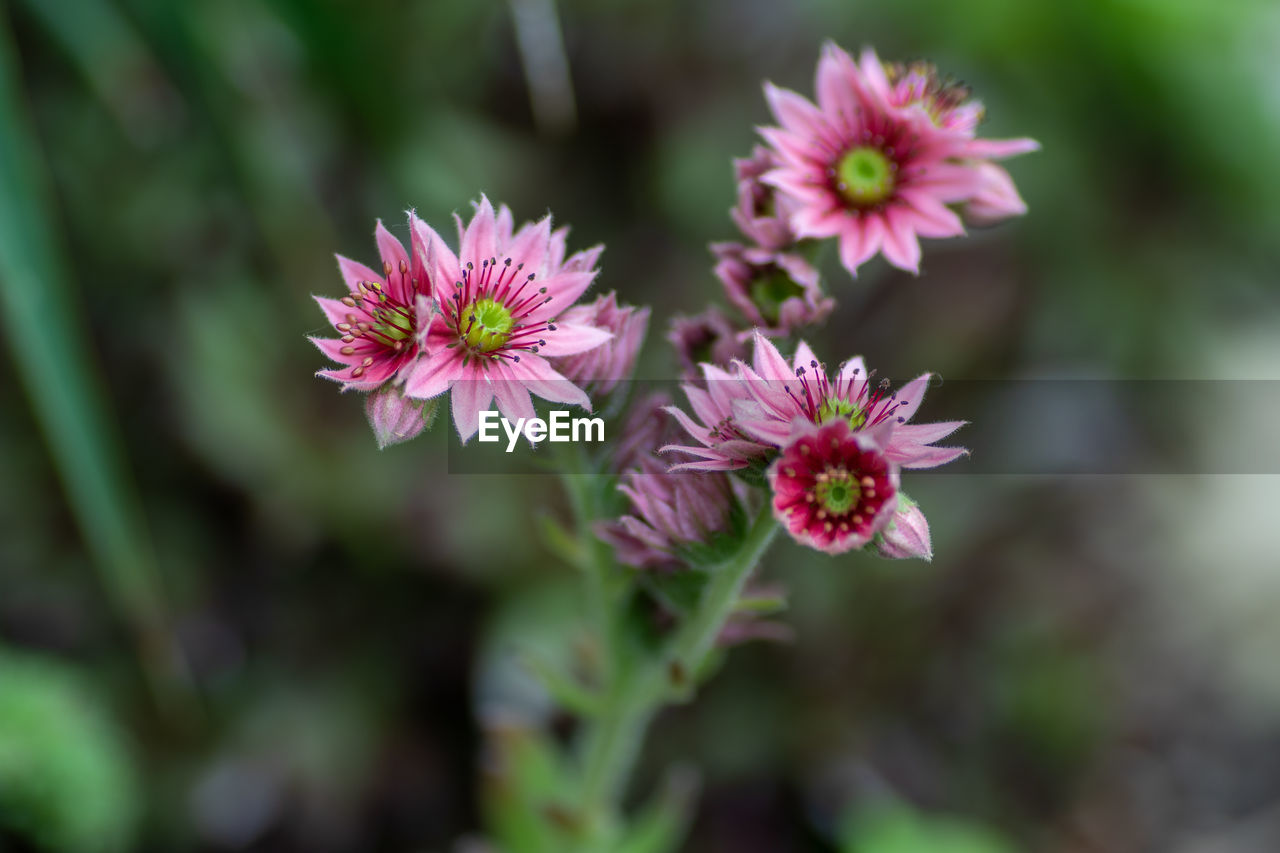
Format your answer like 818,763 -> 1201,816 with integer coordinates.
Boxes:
411,214 -> 461,297
451,377 -> 495,444
564,243 -> 604,274
336,254 -> 381,293
897,190 -> 967,239
666,457 -> 745,473
460,195 -> 499,265
881,209 -> 923,273
838,213 -> 884,274
751,331 -> 793,382
838,356 -> 867,390
491,362 -> 537,423
911,163 -> 985,203
312,333 -> 363,361
792,340 -> 819,372
892,420 -> 965,445
757,128 -> 818,171
524,271 -> 597,323
404,348 -> 461,399
815,42 -> 861,117
892,374 -> 931,422
663,405 -> 714,446
495,203 -> 515,245
535,322 -> 612,357
506,214 -> 552,273
375,220 -> 410,279
791,204 -> 849,240
894,444 -> 968,469
857,47 -> 892,106
763,82 -> 825,134
508,354 -> 590,409
965,137 -> 1040,160
314,295 -> 354,327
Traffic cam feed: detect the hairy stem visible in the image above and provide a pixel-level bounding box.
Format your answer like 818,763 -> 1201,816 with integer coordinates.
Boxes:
573,503 -> 780,847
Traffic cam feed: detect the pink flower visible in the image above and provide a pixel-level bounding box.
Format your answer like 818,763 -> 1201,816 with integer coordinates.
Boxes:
662,361 -> 770,472
665,333 -> 966,472
712,241 -> 832,337
403,197 -> 612,442
767,419 -> 899,554
550,292 -> 650,395
597,456 -> 741,570
759,43 -> 1038,276
312,221 -> 433,391
666,307 -> 748,381
873,498 -> 933,561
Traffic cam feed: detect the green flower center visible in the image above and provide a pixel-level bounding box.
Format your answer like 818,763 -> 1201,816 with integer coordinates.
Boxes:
835,146 -> 895,207
818,396 -> 867,430
373,306 -> 413,342
813,469 -> 859,515
750,269 -> 805,325
461,297 -> 514,353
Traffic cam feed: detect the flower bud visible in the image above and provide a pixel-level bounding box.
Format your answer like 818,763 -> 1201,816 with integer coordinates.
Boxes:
873,497 -> 933,561
365,384 -> 439,449
551,292 -> 648,395
712,242 -> 832,337
666,307 -> 747,380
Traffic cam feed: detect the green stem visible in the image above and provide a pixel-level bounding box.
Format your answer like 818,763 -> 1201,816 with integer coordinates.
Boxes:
574,504 -> 780,846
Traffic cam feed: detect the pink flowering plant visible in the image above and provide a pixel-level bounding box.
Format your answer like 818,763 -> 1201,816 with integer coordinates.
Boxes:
312,43 -> 1033,852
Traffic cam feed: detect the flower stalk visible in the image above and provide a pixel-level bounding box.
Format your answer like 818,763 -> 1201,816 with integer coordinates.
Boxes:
571,497 -> 780,848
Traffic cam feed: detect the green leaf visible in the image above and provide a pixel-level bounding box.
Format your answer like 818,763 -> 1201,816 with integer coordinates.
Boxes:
840,805 -> 1017,853
0,652 -> 141,853
613,766 -> 700,853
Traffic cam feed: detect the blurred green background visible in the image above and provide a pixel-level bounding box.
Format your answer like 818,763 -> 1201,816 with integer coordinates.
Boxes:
2,0 -> 1280,850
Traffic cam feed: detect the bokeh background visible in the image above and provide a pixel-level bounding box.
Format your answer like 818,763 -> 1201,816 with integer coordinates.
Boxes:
2,0 -> 1280,851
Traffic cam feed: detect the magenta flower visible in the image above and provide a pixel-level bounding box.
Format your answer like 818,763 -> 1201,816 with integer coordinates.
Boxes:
597,455 -> 740,570
665,333 -> 966,472
312,221 -> 433,391
712,241 -> 832,338
759,43 -> 1038,276
666,307 -> 748,381
768,419 -> 899,555
550,291 -> 650,395
403,197 -> 612,442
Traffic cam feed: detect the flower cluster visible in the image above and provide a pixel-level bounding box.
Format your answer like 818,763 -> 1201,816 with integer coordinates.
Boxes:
662,333 -> 963,555
314,42 -> 1034,567
313,197 -> 647,446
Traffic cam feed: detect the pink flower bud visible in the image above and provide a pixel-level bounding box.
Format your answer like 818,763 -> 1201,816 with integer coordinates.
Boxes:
666,307 -> 747,381
365,385 -> 438,449
550,291 -> 648,395
874,498 -> 933,561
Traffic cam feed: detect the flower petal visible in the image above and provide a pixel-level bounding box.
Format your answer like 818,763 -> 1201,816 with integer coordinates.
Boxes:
508,354 -> 591,410
404,348 -> 461,399
336,254 -> 381,293
451,377 -> 495,444
536,322 -> 612,357
460,194 -> 499,265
